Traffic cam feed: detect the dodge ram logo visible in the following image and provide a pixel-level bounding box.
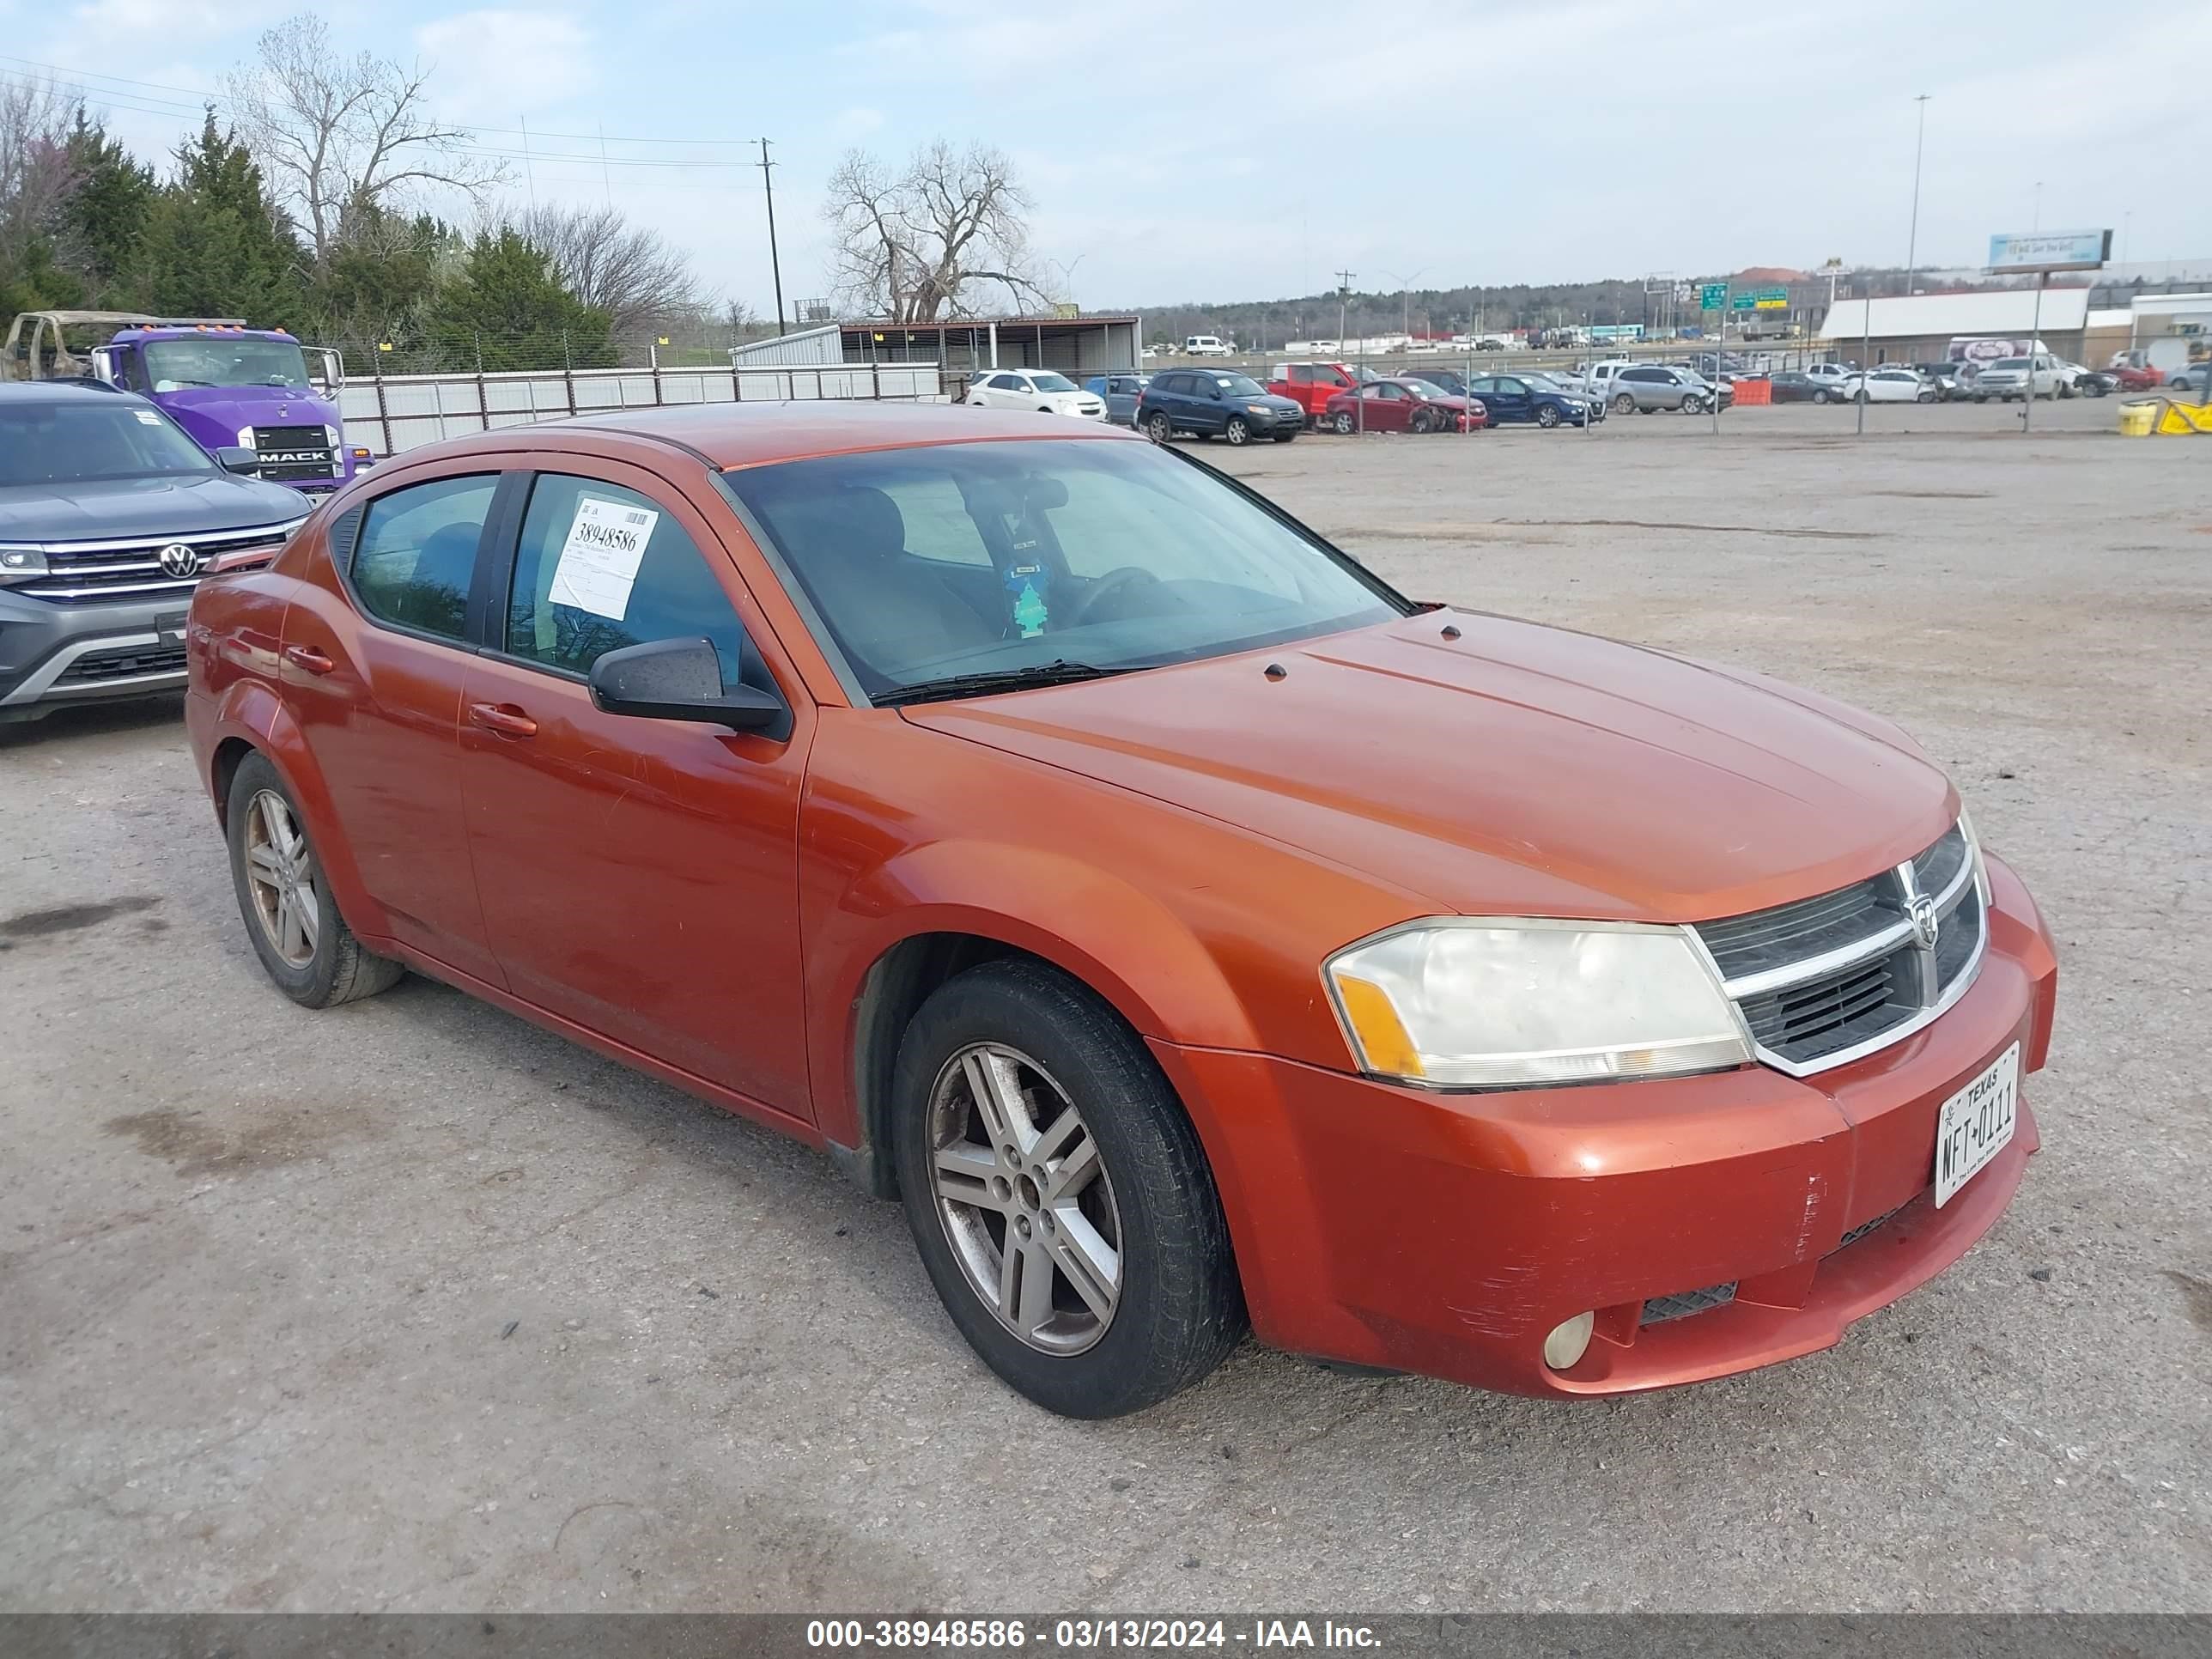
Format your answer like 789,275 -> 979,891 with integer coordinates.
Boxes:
157,544 -> 204,580
1907,893 -> 1941,951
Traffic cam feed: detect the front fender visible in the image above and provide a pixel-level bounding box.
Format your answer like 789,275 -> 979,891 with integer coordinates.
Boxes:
807,836 -> 1267,1152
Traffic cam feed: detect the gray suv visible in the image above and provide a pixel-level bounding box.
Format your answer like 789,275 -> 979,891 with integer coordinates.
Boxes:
2,380 -> 307,723
1606,364 -> 1731,414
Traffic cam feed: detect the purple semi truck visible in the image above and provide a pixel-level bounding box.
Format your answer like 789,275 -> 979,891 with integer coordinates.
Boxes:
2,311 -> 371,494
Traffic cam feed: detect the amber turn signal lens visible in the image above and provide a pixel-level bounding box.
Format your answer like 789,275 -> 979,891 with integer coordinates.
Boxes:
1333,974 -> 1425,1080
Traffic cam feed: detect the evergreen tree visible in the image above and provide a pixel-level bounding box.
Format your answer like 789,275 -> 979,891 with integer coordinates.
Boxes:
424,229 -> 614,370
59,112 -> 155,305
136,112 -> 303,324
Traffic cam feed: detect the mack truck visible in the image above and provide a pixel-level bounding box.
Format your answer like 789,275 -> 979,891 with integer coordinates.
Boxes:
2,311 -> 370,493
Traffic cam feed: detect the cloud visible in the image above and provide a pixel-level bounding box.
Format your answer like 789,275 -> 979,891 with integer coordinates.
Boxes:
414,9 -> 594,120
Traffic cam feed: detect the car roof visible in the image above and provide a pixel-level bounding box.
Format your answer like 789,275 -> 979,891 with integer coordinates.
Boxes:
392,400 -> 1147,473
0,379 -> 144,406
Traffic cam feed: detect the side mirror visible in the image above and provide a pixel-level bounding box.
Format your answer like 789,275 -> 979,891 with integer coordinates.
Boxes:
1206,385 -> 1224,401
587,635 -> 784,732
215,447 -> 258,473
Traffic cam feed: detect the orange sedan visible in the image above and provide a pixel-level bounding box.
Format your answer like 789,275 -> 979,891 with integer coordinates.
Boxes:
185,404 -> 2057,1418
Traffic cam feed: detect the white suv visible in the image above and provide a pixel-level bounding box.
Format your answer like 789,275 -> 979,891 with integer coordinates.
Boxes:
965,369 -> 1108,418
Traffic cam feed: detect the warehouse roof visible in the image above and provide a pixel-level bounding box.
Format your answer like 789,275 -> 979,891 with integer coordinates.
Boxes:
1820,287 -> 2091,340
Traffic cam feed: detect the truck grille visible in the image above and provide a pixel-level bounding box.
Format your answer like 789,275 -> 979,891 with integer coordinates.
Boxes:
10,524 -> 295,604
250,424 -> 340,483
1695,822 -> 1986,1074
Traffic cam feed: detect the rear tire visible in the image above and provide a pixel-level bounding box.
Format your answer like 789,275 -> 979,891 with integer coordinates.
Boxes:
890,960 -> 1245,1419
226,751 -> 402,1009
1145,410 -> 1172,443
1611,392 -> 1634,414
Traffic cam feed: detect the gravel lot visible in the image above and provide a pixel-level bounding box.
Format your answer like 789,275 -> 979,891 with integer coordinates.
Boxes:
3,395 -> 2207,1613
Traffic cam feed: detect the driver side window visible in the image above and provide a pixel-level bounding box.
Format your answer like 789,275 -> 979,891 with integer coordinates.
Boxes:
502,474 -> 748,690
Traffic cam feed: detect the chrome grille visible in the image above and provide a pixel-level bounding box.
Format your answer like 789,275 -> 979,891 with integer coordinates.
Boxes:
10,523 -> 295,603
1695,820 -> 1987,1075
249,424 -> 340,483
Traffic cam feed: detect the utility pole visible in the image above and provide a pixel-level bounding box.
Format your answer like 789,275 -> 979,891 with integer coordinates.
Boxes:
756,138 -> 787,337
1905,94 -> 1929,295
1337,270 -> 1360,434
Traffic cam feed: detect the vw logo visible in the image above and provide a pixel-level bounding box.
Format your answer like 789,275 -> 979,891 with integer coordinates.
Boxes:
157,544 -> 204,580
1907,893 -> 1941,951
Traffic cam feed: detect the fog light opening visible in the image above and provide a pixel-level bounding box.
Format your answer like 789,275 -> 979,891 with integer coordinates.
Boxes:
1543,1311 -> 1595,1371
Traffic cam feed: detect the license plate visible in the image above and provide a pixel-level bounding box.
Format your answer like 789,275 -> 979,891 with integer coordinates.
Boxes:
1934,1042 -> 2020,1206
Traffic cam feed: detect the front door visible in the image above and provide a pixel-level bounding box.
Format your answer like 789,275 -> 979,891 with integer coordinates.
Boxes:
280,465 -> 509,988
458,464 -> 814,1117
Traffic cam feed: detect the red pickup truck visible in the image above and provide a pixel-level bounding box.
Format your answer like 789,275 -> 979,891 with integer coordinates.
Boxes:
1267,362 -> 1369,427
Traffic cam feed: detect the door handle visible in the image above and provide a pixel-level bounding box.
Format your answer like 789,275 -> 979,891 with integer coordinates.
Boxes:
468,702 -> 538,738
283,644 -> 335,675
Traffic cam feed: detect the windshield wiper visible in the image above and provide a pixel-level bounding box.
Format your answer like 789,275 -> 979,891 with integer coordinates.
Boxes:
878,659 -> 1124,708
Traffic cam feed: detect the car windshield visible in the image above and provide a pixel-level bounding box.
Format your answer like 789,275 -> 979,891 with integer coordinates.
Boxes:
1990,359 -> 2027,372
1212,374 -> 1265,397
1030,372 -> 1079,393
722,438 -> 1404,701
145,337 -> 312,391
0,400 -> 216,485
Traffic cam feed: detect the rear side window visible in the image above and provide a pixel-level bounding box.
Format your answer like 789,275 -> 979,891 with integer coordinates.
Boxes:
502,474 -> 748,690
350,474 -> 498,641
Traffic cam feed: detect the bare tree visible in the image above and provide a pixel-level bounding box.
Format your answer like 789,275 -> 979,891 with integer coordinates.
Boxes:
512,201 -> 699,339
0,78 -> 82,272
226,14 -> 506,273
823,140 -> 1048,322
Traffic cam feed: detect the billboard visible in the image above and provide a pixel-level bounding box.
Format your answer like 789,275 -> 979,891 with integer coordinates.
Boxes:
1987,230 -> 2111,273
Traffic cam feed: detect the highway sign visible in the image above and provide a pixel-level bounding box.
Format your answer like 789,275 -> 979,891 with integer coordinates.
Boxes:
1698,283 -> 1728,310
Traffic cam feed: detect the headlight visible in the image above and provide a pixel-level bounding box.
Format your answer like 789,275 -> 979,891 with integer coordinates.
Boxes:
0,544 -> 51,585
1246,403 -> 1271,414
235,427 -> 257,447
1325,919 -> 1751,1089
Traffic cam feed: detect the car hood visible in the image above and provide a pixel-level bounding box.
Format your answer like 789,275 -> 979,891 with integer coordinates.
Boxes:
902,611 -> 1955,923
155,386 -> 339,434
0,471 -> 307,543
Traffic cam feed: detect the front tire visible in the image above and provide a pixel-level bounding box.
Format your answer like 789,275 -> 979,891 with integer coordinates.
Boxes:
1332,410 -> 1355,434
891,961 -> 1244,1419
1223,416 -> 1250,446
1535,404 -> 1561,428
1814,389 -> 1832,404
1681,393 -> 1705,415
226,751 -> 402,1009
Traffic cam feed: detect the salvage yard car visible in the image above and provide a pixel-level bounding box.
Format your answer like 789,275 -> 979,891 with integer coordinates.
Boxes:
3,380 -> 307,723
1322,377 -> 1486,434
1138,370 -> 1304,444
963,368 -> 1106,419
184,402 -> 2058,1419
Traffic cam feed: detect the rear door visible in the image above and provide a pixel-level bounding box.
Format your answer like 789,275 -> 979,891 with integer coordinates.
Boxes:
279,464 -> 513,987
456,461 -> 814,1116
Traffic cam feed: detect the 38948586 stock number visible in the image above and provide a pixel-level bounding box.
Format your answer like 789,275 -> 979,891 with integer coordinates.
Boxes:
805,1619 -> 1232,1649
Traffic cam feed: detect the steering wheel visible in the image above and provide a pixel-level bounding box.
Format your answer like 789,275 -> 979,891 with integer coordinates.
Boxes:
1067,565 -> 1164,629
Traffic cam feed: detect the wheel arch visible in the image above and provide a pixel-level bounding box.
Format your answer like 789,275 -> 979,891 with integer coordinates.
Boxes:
815,847 -> 1266,1203
201,684 -> 385,942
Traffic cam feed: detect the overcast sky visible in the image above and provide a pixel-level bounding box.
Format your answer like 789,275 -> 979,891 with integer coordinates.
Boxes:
5,0 -> 2208,314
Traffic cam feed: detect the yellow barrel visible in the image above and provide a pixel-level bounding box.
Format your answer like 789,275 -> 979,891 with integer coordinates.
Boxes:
2118,401 -> 2156,437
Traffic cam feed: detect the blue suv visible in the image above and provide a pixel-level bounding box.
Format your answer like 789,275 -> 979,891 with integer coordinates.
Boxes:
1135,369 -> 1304,446
2,380 -> 307,723
1463,373 -> 1594,428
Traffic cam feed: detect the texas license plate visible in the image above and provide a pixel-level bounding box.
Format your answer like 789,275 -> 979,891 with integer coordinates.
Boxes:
1934,1042 -> 2019,1207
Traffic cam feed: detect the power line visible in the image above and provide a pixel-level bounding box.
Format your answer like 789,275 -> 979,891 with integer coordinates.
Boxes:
0,52 -> 762,155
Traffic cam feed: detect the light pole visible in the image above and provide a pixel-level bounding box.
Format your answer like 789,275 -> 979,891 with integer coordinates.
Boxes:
1905,94 -> 1929,295
1382,267 -> 1425,350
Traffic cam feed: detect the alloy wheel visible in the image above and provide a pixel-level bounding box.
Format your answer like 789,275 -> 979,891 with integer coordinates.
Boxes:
927,1042 -> 1122,1356
243,788 -> 320,969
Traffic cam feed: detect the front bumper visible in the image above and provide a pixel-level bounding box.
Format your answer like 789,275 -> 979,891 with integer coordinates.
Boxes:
0,590 -> 191,719
1154,852 -> 2057,1399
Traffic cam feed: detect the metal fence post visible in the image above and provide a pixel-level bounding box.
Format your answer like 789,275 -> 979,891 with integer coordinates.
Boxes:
562,330 -> 575,419
474,333 -> 488,438
371,352 -> 391,457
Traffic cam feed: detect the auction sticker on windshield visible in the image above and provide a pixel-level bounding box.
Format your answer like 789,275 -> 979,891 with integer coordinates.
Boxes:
1934,1042 -> 2019,1206
548,496 -> 657,620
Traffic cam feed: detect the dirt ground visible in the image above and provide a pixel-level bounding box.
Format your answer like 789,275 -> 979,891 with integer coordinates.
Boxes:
3,393 -> 2207,1613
